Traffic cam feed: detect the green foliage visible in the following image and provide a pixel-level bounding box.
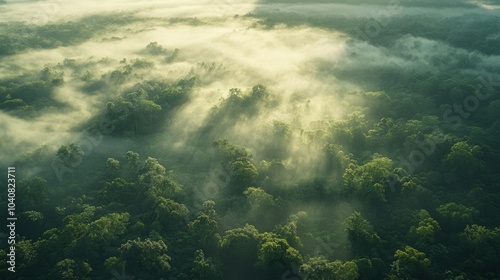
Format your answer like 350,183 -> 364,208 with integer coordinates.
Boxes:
3,3 -> 500,279
0,13 -> 140,55
56,143 -> 84,168
213,138 -> 253,162
221,224 -> 260,278
188,209 -> 221,253
105,158 -> 120,179
443,141 -> 484,185
461,225 -> 500,274
354,258 -> 386,280
17,177 -> 49,212
52,259 -> 92,280
344,212 -> 381,258
105,77 -> 195,135
0,98 -> 28,110
213,139 -> 258,194
87,212 -> 130,242
323,143 -> 352,176
273,212 -> 306,249
103,256 -> 125,273
329,111 -> 368,151
144,42 -> 170,56
191,249 -> 223,280
152,197 -> 189,233
389,246 -> 431,280
244,187 -> 275,210
436,202 -> 478,231
206,85 -> 276,136
119,238 -> 171,277
125,151 -> 140,176
343,155 -> 394,203
256,232 -> 303,279
101,178 -> 137,206
300,256 -> 359,280
0,65 -> 67,115
260,120 -> 292,160
407,210 -> 441,249
15,240 -> 37,272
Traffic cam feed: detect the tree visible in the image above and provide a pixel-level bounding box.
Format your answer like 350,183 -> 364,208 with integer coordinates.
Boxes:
87,212 -> 130,244
261,120 -> 291,160
300,257 -> 336,280
363,91 -> 392,118
200,200 -> 217,220
221,224 -> 260,279
105,158 -> 120,179
119,238 -> 171,277
399,176 -> 435,208
136,157 -> 182,199
151,197 -> 189,233
101,178 -> 138,206
52,259 -> 92,280
40,65 -> 64,85
61,206 -> 99,238
333,260 -> 359,280
145,41 -> 168,56
244,187 -> 278,230
13,240 -> 37,273
213,138 -> 250,161
124,151 -> 140,179
323,143 -> 352,178
388,246 -> 431,280
136,99 -> 162,134
56,143 -> 84,168
330,111 -> 367,150
461,224 -> 500,273
230,158 -> 258,193
188,211 -> 220,255
258,159 -> 289,187
344,212 -> 381,257
103,256 -> 125,274
442,141 -> 483,185
17,177 -> 48,212
343,155 -> 394,203
191,249 -> 223,280
139,157 -> 166,186
55,206 -> 106,261
274,212 -> 306,249
256,232 -> 303,280
80,70 -> 94,82
354,258 -> 386,280
300,257 -> 359,280
0,98 -> 28,110
436,202 -> 478,231
407,210 -> 440,249
18,211 -> 44,240
213,139 -> 258,194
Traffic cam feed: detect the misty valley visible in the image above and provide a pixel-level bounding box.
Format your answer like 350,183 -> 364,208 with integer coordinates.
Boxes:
1,0 -> 500,279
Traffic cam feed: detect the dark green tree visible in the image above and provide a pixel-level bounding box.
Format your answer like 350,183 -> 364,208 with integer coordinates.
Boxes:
220,224 -> 260,280
344,211 -> 381,257
119,238 -> 171,278
56,143 -> 84,168
300,256 -> 359,280
191,249 -> 223,280
388,246 -> 431,280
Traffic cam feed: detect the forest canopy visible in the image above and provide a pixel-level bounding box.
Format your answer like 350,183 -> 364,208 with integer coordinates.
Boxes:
0,0 -> 499,279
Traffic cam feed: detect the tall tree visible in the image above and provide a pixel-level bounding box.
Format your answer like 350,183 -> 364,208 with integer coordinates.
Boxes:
119,238 -> 171,278
388,246 -> 431,280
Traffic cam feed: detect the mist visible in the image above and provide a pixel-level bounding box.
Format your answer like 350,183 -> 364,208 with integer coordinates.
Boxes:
1,0 -> 500,279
